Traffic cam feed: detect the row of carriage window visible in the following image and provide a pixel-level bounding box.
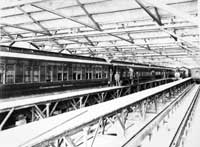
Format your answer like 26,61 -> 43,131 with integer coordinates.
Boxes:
0,63 -> 108,84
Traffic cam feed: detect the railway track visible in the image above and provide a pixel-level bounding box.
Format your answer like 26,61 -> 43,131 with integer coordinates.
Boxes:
122,84 -> 200,147
169,84 -> 200,147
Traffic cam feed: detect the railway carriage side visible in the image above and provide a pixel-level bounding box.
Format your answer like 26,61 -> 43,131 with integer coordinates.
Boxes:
109,60 -> 174,85
0,46 -> 110,98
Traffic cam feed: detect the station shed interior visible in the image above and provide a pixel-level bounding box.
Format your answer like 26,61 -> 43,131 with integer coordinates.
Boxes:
0,0 -> 199,68
1,1 -> 200,147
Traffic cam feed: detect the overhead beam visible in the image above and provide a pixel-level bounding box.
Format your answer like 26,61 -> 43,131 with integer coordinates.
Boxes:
29,42 -> 40,50
17,6 -> 51,35
154,7 -> 162,24
1,0 -> 109,11
15,4 -> 137,52
76,0 -> 101,31
135,0 -> 199,52
108,33 -> 134,44
1,22 -> 195,43
135,53 -> 189,57
160,26 -> 199,50
142,0 -> 198,25
83,35 -> 95,46
31,4 -> 98,30
1,28 -> 14,40
135,0 -> 162,25
127,33 -> 134,43
0,23 -> 49,35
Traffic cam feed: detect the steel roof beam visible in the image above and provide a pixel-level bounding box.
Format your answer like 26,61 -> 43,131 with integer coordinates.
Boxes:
0,23 -> 49,35
135,0 -> 162,25
83,35 -> 95,46
28,4 -> 138,54
154,7 -> 162,24
160,27 -> 199,50
1,22 -> 196,43
135,0 -> 199,53
76,0 -> 101,31
1,28 -> 14,40
17,6 -> 51,35
31,4 -> 99,31
108,33 -> 134,44
17,6 -> 73,53
1,0 -> 109,11
143,0 -> 198,25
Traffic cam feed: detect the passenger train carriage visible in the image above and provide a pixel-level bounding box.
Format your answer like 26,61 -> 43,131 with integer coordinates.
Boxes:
0,45 -> 175,98
0,45 -> 110,98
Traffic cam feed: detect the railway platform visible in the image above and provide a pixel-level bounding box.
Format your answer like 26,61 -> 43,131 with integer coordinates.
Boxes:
0,78 -> 173,130
0,78 -> 192,147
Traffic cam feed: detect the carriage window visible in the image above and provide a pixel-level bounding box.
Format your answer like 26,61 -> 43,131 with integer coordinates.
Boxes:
0,64 -> 5,84
40,66 -> 45,82
6,64 -> 15,84
57,65 -> 63,81
63,65 -> 68,81
24,66 -> 32,83
46,65 -> 52,82
123,71 -> 126,78
15,64 -> 23,83
103,67 -> 108,79
33,66 -> 39,82
53,65 -> 57,81
86,65 -> 93,80
95,66 -> 102,79
73,64 -> 82,80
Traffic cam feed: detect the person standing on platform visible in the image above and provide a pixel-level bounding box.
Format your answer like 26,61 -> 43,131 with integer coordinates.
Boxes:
129,68 -> 134,84
108,68 -> 113,86
114,71 -> 120,86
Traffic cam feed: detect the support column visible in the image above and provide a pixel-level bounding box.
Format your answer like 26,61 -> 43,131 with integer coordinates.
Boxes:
46,103 -> 50,117
0,108 -> 14,130
83,126 -> 90,147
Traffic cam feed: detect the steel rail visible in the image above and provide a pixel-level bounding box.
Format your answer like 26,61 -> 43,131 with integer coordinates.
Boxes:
169,85 -> 200,147
122,83 -> 195,147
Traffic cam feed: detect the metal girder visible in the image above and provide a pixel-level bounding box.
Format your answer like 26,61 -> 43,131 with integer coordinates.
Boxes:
0,23 -> 49,35
108,33 -> 134,44
134,0 -> 199,64
16,3 -> 139,55
29,42 -> 40,50
135,0 -> 162,25
0,108 -> 14,130
1,28 -> 14,40
143,0 -> 198,25
17,6 -> 51,35
0,23 -> 196,43
154,7 -> 162,24
76,0 -> 101,31
31,4 -> 98,30
83,35 -> 95,46
16,5 -> 72,53
160,26 -> 199,50
135,0 -> 195,51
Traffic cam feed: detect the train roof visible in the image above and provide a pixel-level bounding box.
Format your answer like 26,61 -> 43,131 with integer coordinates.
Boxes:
0,45 -> 109,65
110,60 -> 174,70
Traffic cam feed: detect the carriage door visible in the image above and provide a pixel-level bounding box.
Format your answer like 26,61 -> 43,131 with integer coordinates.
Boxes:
0,64 -> 5,84
46,65 -> 53,82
